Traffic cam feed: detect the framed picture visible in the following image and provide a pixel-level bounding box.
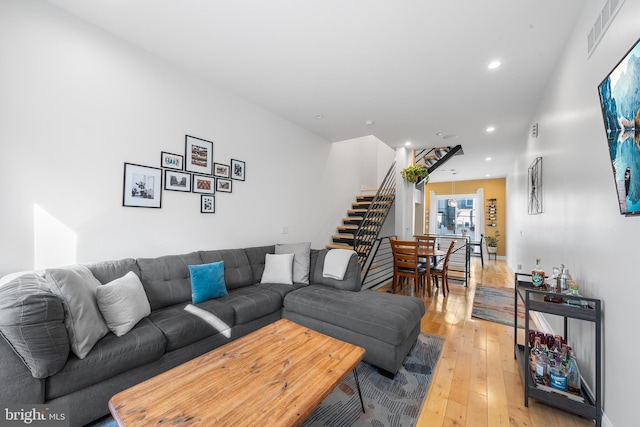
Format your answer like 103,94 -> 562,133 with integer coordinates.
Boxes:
164,170 -> 191,192
214,163 -> 230,178
123,163 -> 162,208
528,157 -> 543,215
192,174 -> 215,194
597,37 -> 640,216
230,159 -> 245,181
185,135 -> 213,175
201,195 -> 215,213
160,152 -> 183,170
216,178 -> 232,193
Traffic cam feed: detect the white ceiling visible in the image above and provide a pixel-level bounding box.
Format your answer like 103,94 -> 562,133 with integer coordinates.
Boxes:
46,0 -> 587,182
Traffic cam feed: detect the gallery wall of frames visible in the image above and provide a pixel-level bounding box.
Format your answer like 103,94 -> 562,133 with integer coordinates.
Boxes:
122,135 -> 246,213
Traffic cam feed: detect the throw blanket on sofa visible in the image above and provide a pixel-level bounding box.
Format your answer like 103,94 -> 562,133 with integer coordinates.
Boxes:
322,249 -> 356,280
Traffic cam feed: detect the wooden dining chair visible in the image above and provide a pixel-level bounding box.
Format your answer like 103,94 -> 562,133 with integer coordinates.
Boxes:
390,239 -> 427,295
415,235 -> 437,267
430,240 -> 456,297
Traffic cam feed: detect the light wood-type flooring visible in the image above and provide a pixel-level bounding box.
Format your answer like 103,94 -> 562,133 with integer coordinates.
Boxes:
377,257 -> 594,427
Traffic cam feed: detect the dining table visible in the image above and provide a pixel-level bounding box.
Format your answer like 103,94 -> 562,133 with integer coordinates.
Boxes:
417,247 -> 446,295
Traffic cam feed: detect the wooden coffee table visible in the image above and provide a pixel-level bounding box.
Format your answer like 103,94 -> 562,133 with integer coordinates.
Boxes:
109,319 -> 365,426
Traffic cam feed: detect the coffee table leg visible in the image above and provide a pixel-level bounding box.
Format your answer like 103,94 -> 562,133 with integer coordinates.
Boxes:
353,368 -> 365,413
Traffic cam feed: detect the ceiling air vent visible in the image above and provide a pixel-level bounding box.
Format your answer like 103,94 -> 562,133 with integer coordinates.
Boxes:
588,0 -> 625,57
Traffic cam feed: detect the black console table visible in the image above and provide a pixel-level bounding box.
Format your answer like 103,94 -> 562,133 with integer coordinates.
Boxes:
513,273 -> 602,426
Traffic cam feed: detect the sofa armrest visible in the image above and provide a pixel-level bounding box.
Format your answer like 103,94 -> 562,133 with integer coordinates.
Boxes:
0,334 -> 45,404
310,249 -> 361,291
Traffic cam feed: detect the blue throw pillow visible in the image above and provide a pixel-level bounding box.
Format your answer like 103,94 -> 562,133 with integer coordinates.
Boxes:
188,261 -> 228,304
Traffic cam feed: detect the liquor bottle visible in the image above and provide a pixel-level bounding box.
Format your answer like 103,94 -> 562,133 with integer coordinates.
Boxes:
567,351 -> 581,395
532,258 -> 545,288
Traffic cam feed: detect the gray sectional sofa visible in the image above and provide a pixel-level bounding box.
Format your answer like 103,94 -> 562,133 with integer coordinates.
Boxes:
0,245 -> 425,427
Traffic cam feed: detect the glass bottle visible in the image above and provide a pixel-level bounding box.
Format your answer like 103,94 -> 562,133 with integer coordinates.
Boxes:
567,351 -> 581,395
532,258 -> 545,288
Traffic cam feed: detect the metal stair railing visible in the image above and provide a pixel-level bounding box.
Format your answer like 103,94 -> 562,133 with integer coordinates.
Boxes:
353,161 -> 396,267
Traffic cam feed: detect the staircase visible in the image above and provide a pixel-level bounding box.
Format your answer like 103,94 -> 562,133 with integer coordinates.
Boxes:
326,161 -> 397,265
326,144 -> 463,273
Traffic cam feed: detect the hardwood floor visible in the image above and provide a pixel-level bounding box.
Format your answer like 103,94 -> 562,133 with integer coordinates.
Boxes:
377,258 -> 593,427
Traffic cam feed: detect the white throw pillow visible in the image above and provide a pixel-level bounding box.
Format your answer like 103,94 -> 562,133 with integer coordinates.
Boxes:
96,272 -> 151,337
45,265 -> 110,359
260,253 -> 294,285
276,242 -> 311,284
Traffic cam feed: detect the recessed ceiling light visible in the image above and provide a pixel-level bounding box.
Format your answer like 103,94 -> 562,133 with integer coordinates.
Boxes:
435,132 -> 443,136
485,157 -> 492,161
315,115 -> 324,119
405,141 -> 411,146
486,174 -> 491,177
488,60 -> 501,70
486,126 -> 495,132
364,120 -> 374,126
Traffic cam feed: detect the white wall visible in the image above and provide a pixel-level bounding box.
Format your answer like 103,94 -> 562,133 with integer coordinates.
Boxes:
507,1 -> 640,425
0,0 -> 393,276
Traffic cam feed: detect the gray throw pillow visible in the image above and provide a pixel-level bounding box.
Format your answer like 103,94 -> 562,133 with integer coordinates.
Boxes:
96,271 -> 151,337
276,242 -> 311,284
46,265 -> 109,359
0,273 -> 69,378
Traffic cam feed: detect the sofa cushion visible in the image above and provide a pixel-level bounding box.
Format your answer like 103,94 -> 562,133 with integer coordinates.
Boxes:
148,300 -> 235,351
256,282 -> 306,298
45,265 -> 110,359
137,251 -> 203,310
188,261 -> 228,303
86,258 -> 140,285
218,286 -> 283,325
199,249 -> 253,290
96,272 -> 151,337
45,318 -> 166,400
283,285 -> 425,346
0,273 -> 69,378
243,245 -> 275,283
260,253 -> 294,285
275,242 -> 311,284
312,249 -> 362,291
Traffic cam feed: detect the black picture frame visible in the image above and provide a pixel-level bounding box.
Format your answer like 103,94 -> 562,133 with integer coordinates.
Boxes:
164,170 -> 191,192
160,151 -> 184,170
185,135 -> 214,176
123,163 -> 162,208
216,178 -> 232,193
201,195 -> 215,213
528,157 -> 542,215
192,174 -> 215,194
230,159 -> 245,181
214,163 -> 230,178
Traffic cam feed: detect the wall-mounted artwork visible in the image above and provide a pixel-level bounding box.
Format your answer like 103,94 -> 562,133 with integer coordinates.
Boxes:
164,170 -> 191,192
528,157 -> 542,214
123,163 -> 162,208
201,195 -> 215,213
231,159 -> 245,181
185,135 -> 213,176
214,163 -> 230,178
216,178 -> 232,193
161,152 -> 183,170
598,37 -> 640,216
192,175 -> 215,194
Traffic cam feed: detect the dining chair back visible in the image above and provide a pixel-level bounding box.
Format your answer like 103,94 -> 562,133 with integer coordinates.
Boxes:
430,240 -> 456,297
390,239 -> 425,294
415,235 -> 437,267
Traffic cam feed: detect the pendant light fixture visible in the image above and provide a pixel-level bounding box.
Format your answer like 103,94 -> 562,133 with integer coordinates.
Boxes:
448,170 -> 457,207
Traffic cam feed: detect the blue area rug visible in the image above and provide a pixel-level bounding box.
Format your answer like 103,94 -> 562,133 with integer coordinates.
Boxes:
86,333 -> 444,427
301,332 -> 444,427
